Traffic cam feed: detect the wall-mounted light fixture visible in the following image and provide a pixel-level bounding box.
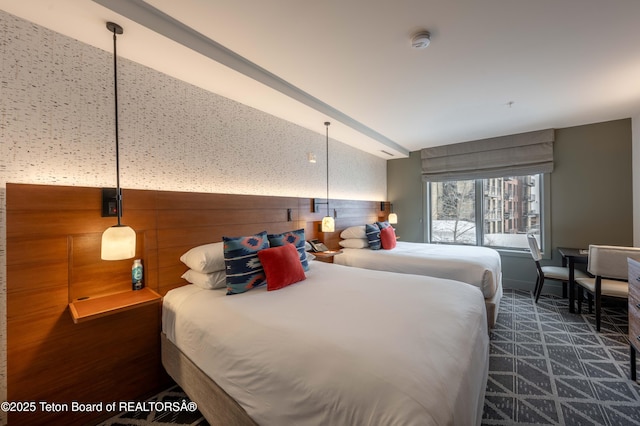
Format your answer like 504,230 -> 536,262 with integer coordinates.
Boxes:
101,22 -> 136,261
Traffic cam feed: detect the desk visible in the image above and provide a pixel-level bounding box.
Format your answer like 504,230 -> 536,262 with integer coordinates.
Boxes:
557,247 -> 588,313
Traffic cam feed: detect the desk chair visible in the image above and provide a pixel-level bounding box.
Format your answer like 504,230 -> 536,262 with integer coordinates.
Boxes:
527,234 -> 587,303
575,245 -> 640,331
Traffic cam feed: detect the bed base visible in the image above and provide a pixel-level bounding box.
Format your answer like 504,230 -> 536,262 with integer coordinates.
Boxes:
485,281 -> 502,329
161,333 -> 257,426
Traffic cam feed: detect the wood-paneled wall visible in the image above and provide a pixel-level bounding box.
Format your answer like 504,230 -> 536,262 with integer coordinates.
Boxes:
6,183 -> 387,425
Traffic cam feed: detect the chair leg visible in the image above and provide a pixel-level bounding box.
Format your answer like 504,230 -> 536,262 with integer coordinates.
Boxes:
587,294 -> 593,314
533,275 -> 540,297
595,294 -> 601,332
535,276 -> 545,303
594,277 -> 602,332
576,286 -> 583,314
631,345 -> 637,381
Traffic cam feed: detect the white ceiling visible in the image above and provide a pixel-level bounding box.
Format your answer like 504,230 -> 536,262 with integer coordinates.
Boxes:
2,0 -> 640,159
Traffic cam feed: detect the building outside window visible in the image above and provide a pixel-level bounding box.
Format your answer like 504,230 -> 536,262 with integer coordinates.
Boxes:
428,174 -> 542,249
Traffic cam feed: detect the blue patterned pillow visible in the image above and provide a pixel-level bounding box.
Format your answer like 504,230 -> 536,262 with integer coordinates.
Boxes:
365,223 -> 381,250
376,221 -> 391,230
268,228 -> 309,271
223,231 -> 269,295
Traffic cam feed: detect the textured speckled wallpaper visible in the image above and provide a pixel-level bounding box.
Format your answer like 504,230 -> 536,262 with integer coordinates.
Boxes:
0,10 -> 387,418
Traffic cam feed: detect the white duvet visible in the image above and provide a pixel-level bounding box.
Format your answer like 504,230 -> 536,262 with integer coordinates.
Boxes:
334,241 -> 502,298
163,261 -> 489,426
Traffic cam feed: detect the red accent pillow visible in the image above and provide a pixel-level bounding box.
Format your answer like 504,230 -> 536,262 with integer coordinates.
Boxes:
380,226 -> 397,250
257,244 -> 306,291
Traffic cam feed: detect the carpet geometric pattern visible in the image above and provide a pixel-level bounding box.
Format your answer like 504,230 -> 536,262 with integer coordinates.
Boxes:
101,289 -> 640,425
482,289 -> 640,426
97,386 -> 207,426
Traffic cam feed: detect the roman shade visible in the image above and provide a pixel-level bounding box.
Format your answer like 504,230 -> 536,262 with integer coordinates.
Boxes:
421,129 -> 554,181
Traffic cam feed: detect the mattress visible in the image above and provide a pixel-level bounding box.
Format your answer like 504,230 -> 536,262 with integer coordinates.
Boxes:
334,241 -> 502,299
163,260 -> 489,426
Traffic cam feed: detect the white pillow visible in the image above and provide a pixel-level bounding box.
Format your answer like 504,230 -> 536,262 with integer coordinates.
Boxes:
340,225 -> 366,239
339,238 -> 369,249
181,269 -> 226,290
180,242 -> 225,273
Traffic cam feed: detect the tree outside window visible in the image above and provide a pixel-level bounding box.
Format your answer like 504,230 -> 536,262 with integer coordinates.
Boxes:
430,180 -> 476,244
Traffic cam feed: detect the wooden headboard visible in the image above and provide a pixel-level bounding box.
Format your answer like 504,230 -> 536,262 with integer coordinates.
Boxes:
5,183 -> 388,425
151,190 -> 387,296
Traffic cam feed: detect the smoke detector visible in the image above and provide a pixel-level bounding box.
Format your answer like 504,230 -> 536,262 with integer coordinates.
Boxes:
411,31 -> 431,49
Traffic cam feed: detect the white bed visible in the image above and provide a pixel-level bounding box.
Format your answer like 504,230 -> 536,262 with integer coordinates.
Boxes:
334,241 -> 503,328
162,260 -> 489,426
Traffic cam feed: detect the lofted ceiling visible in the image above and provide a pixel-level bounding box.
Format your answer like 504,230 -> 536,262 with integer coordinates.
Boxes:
2,0 -> 640,159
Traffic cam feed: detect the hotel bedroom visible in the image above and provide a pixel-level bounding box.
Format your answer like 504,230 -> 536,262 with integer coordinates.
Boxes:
1,1 -> 640,425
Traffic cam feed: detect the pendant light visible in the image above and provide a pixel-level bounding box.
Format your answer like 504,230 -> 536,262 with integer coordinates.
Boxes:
101,22 -> 136,260
321,122 -> 335,232
388,204 -> 398,224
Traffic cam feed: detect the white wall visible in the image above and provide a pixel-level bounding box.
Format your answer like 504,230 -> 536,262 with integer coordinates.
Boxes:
0,10 -> 386,419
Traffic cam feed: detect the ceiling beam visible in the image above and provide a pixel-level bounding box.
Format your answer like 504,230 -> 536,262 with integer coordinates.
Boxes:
92,0 -> 410,157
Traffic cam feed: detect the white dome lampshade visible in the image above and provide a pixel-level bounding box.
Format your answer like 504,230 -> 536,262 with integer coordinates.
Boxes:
101,225 -> 136,260
388,213 -> 398,224
321,216 -> 335,233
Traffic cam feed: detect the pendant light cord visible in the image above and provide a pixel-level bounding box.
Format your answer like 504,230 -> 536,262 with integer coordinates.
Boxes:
325,122 -> 330,217
109,23 -> 123,226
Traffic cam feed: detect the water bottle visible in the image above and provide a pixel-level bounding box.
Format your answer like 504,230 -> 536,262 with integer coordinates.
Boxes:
132,259 -> 144,290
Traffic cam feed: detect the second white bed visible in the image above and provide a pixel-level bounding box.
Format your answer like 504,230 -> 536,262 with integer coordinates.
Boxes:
334,241 -> 503,327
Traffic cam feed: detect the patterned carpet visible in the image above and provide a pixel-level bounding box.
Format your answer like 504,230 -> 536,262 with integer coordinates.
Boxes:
97,386 -> 207,426
483,289 -> 640,425
100,289 -> 640,426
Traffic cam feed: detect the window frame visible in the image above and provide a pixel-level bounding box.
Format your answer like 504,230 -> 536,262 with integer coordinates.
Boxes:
424,173 -> 551,258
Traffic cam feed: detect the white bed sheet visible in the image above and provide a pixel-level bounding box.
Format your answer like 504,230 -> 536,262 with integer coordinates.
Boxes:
334,241 -> 502,298
163,261 -> 489,426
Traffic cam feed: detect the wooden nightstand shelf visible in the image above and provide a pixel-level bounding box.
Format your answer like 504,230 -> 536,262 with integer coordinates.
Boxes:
69,287 -> 162,324
312,250 -> 343,264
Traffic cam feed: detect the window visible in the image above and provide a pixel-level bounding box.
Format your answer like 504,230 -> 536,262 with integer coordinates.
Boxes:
428,174 -> 543,249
